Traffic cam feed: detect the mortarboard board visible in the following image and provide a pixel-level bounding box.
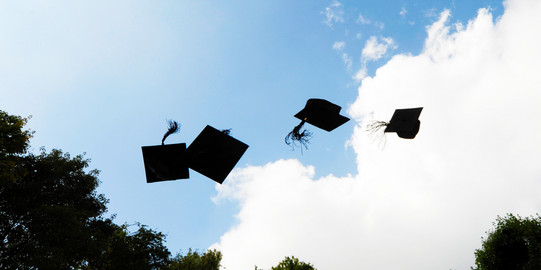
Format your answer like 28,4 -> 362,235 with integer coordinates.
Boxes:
141,120 -> 189,183
384,107 -> 423,139
286,98 -> 350,151
294,98 -> 350,132
185,125 -> 249,184
141,143 -> 189,183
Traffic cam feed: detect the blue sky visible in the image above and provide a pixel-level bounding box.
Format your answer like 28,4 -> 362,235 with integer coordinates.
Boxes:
8,0 -> 541,269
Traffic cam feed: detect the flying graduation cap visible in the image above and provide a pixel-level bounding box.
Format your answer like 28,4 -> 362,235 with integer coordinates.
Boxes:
141,120 -> 189,183
186,125 -> 249,184
367,107 -> 423,139
285,98 -> 350,150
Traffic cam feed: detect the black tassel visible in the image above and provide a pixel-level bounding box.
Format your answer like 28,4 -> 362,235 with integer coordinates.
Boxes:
220,129 -> 232,136
162,120 -> 180,145
285,119 -> 312,152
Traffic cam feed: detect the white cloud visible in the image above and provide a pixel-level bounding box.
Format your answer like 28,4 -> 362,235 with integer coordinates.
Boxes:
356,13 -> 371,24
322,1 -> 344,27
342,53 -> 352,69
361,36 -> 396,62
353,67 -> 367,82
332,42 -> 351,68
356,12 -> 384,29
332,41 -> 345,51
400,7 -> 408,17
212,0 -> 541,269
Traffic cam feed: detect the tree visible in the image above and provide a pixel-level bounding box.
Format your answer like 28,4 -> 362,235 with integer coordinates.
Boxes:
0,111 -> 33,184
0,110 -> 170,269
271,256 -> 316,270
89,223 -> 171,269
473,214 -> 541,270
1,149 -> 109,269
167,249 -> 222,270
255,256 -> 316,270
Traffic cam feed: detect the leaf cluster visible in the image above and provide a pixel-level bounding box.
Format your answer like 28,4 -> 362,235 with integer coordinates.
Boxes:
167,249 -> 222,270
255,256 -> 316,270
0,111 -> 33,157
473,214 -> 541,270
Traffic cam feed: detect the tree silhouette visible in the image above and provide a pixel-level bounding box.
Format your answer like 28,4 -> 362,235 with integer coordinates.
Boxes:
255,256 -> 316,270
0,110 -> 170,269
473,214 -> 541,270
167,249 -> 222,270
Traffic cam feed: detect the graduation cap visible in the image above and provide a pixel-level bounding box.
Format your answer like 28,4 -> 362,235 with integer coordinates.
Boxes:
385,108 -> 423,138
142,143 -> 189,183
141,120 -> 189,183
367,107 -> 423,139
285,98 -> 350,150
186,125 -> 249,184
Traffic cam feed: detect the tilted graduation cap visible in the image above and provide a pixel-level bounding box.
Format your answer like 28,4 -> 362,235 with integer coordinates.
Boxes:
385,107 -> 423,139
186,125 -> 249,184
367,107 -> 423,140
294,98 -> 350,131
141,120 -> 189,183
285,98 -> 350,150
142,143 -> 189,183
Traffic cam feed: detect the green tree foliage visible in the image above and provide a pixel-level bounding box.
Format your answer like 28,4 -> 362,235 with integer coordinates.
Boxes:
1,149 -> 108,269
88,223 -> 171,269
167,249 -> 222,270
0,111 -> 33,157
473,214 -> 541,270
255,256 -> 316,270
0,111 -> 33,184
0,110 -> 170,269
271,256 -> 316,270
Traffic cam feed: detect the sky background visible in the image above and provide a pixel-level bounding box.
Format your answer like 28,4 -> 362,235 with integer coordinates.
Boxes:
4,0 -> 541,269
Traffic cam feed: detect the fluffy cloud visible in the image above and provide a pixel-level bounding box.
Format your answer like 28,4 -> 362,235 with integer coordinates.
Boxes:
361,36 -> 396,62
212,0 -> 541,269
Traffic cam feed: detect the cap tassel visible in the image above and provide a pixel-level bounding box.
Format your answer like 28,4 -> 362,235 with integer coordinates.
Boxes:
285,119 -> 312,152
162,120 -> 181,145
365,120 -> 388,147
220,129 -> 232,136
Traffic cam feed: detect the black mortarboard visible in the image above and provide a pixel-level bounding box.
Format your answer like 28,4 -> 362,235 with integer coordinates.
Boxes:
286,98 -> 350,151
186,125 -> 249,184
384,107 -> 423,139
294,98 -> 350,132
141,143 -> 189,183
141,120 -> 188,183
